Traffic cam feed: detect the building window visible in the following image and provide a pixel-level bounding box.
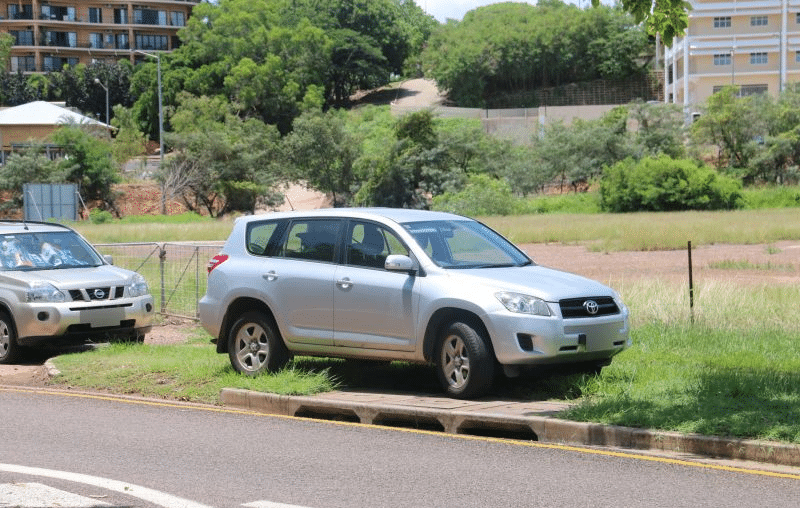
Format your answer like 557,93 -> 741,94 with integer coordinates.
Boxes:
44,31 -> 78,48
89,33 -> 103,49
10,55 -> 36,72
750,52 -> 768,65
10,30 -> 34,46
89,7 -> 103,23
713,85 -> 768,97
713,53 -> 731,66
43,56 -> 79,72
740,84 -> 768,96
41,5 -> 76,21
8,4 -> 34,20
135,34 -> 169,51
134,8 -> 167,26
713,16 -> 731,28
750,16 -> 768,26
796,51 -> 800,63
115,33 -> 130,50
114,8 -> 128,24
170,11 -> 185,27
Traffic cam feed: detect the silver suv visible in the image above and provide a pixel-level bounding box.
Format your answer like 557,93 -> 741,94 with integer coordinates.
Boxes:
200,209 -> 630,398
0,220 -> 154,363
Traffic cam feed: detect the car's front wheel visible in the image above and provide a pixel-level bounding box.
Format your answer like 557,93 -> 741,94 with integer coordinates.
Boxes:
435,320 -> 494,399
0,311 -> 22,364
227,311 -> 289,376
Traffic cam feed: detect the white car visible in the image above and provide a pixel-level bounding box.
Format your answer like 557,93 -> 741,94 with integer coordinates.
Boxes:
0,220 -> 154,363
200,209 -> 630,398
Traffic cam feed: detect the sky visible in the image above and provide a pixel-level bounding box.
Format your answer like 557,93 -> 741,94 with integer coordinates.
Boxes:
419,0 -> 612,23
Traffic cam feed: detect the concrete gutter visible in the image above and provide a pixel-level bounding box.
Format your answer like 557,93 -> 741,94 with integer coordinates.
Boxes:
221,388 -> 800,468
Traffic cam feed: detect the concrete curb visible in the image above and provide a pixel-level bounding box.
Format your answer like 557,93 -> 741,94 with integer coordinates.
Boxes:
221,388 -> 800,468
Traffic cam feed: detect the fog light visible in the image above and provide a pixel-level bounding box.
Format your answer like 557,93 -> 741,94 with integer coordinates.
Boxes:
145,303 -> 153,313
37,312 -> 49,321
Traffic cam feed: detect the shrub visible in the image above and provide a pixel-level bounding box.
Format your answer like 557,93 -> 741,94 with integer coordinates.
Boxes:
89,209 -> 114,224
432,174 -> 519,216
599,156 -> 743,212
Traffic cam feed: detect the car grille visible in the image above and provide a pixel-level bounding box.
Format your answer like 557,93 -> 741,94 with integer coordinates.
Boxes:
559,297 -> 619,318
69,286 -> 125,302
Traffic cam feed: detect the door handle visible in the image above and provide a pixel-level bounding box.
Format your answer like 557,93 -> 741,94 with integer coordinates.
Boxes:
262,271 -> 278,281
336,277 -> 352,290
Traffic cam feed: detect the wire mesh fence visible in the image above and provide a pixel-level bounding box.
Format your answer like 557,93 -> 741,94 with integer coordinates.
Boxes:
94,242 -> 223,320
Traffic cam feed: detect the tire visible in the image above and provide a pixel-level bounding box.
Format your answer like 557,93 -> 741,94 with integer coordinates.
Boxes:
435,321 -> 494,399
227,311 -> 289,376
0,311 -> 22,365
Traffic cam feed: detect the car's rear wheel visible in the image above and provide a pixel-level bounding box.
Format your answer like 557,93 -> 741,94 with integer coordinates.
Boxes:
435,321 -> 494,399
0,311 -> 22,364
228,311 -> 289,376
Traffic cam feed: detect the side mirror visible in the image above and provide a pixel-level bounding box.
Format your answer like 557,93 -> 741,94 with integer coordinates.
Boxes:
103,254 -> 114,265
385,254 -> 416,273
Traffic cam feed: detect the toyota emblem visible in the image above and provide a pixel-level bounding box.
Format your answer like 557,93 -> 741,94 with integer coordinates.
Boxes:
93,289 -> 106,299
583,300 -> 599,315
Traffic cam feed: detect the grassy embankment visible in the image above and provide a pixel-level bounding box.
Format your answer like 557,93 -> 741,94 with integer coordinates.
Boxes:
53,203 -> 800,443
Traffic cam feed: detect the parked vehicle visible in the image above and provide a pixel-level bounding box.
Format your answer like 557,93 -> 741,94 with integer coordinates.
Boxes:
199,209 -> 630,398
0,220 -> 154,363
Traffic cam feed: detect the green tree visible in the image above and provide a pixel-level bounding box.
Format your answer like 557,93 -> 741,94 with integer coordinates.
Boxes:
282,109 -> 358,206
50,125 -> 121,213
628,101 -> 686,159
596,0 -> 691,46
691,86 -> 769,181
165,94 -> 283,216
0,145 -> 61,211
110,105 -> 147,167
423,1 -> 650,107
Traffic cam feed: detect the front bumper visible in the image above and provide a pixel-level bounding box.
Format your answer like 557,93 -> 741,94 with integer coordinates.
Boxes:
15,295 -> 155,346
486,308 -> 630,366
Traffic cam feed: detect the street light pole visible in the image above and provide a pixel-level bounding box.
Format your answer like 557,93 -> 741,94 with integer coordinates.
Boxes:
93,77 -> 109,134
134,49 -> 166,214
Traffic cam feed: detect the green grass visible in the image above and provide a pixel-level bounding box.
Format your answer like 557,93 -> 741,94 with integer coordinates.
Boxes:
560,281 -> 800,443
50,330 -> 337,404
708,259 -> 795,271
483,208 -> 800,251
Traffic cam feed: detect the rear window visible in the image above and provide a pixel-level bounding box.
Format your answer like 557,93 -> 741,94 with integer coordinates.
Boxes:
0,231 -> 102,271
246,221 -> 284,256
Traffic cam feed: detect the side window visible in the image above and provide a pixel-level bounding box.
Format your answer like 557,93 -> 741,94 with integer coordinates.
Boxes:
346,222 -> 408,269
246,221 -> 282,256
282,219 -> 341,263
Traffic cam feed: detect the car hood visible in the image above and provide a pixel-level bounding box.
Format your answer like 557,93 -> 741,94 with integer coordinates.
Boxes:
2,266 -> 135,288
448,264 -> 617,302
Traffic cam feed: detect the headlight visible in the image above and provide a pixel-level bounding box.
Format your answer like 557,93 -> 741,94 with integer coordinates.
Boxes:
26,283 -> 66,303
495,291 -> 551,316
128,273 -> 150,297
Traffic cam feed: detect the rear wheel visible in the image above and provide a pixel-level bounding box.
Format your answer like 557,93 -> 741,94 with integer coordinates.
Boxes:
435,321 -> 494,399
228,311 -> 289,376
0,311 -> 22,364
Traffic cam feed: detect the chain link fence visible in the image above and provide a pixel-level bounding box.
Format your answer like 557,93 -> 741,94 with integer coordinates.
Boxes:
94,242 -> 223,320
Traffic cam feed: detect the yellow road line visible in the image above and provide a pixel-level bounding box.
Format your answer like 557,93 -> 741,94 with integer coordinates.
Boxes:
4,386 -> 799,481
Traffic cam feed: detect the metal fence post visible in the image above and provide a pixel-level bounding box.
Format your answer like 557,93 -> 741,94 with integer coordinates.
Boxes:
159,244 -> 167,314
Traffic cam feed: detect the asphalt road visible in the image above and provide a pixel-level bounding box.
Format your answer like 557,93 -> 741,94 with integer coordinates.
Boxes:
2,387 -> 799,508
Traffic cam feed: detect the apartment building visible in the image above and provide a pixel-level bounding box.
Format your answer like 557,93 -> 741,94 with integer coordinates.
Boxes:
1,0 -> 198,73
665,0 -> 800,115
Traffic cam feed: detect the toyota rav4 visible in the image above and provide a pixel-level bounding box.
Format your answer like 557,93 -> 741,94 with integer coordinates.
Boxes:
199,209 -> 630,398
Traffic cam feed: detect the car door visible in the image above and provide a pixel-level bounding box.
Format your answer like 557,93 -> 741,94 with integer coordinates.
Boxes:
333,221 -> 418,352
264,218 -> 343,346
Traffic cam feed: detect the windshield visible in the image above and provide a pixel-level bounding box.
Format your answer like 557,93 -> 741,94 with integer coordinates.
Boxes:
403,220 -> 532,269
0,231 -> 104,271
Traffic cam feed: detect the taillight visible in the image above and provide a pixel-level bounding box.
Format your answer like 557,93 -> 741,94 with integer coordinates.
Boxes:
207,254 -> 229,274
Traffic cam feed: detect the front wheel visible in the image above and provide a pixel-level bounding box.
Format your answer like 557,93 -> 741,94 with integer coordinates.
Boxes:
227,311 -> 289,376
0,311 -> 22,364
435,321 -> 494,399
